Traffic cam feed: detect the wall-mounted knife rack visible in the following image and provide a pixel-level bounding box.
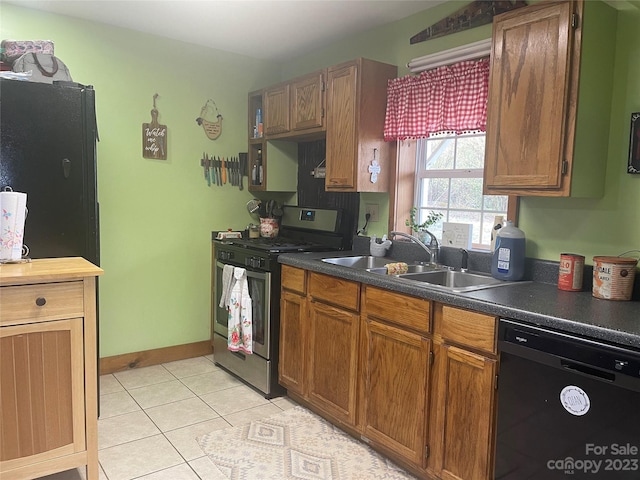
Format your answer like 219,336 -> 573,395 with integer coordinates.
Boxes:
200,152 -> 248,189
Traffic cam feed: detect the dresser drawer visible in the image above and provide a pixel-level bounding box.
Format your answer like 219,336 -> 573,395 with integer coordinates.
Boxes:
0,281 -> 84,326
308,272 -> 360,311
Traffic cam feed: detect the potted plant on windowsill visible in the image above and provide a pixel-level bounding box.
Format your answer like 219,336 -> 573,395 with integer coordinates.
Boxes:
405,207 -> 443,243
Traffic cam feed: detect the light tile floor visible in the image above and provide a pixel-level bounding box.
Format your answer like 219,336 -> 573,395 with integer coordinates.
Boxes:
39,355 -> 298,480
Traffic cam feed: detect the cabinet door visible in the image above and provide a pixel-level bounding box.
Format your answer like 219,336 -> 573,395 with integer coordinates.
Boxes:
326,63 -> 358,190
484,1 -> 577,195
1,318 -> 85,466
428,342 -> 497,480
279,290 -> 307,396
307,300 -> 359,426
290,72 -> 324,132
362,319 -> 430,467
264,85 -> 290,135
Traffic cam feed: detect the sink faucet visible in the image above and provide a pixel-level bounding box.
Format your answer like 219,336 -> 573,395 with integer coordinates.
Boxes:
389,231 -> 439,265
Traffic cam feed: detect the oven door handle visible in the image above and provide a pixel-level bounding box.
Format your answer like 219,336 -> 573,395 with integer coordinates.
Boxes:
216,260 -> 270,282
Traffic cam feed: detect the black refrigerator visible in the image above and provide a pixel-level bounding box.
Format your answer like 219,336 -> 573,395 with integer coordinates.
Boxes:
1,78 -> 102,404
0,78 -> 99,265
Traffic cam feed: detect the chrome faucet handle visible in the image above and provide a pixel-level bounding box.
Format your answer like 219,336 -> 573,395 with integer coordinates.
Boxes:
459,248 -> 469,272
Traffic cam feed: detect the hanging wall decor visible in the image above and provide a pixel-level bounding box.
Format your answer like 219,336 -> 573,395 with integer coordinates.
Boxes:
628,112 -> 640,174
142,93 -> 167,160
410,1 -> 527,44
196,99 -> 223,140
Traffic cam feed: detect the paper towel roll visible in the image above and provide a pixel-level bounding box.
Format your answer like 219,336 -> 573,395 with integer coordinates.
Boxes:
0,190 -> 28,262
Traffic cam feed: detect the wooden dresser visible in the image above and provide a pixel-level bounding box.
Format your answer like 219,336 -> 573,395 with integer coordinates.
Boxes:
0,257 -> 103,480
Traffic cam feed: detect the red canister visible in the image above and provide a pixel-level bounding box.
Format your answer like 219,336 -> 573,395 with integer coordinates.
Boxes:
558,253 -> 584,291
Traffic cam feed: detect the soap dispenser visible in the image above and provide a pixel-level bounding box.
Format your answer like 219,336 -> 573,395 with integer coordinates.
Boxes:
491,220 -> 526,281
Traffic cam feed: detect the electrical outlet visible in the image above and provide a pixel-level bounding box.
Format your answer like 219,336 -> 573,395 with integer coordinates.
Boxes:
365,204 -> 379,222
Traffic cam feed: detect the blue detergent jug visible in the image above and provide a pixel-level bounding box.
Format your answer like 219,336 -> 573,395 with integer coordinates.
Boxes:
491,220 -> 526,281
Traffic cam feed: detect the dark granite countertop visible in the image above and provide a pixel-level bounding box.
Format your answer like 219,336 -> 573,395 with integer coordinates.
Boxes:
278,247 -> 640,351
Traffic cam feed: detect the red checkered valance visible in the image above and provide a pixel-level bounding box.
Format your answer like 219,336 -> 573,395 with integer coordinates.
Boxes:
384,58 -> 490,141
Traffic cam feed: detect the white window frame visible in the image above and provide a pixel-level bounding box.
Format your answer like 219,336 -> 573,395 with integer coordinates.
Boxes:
414,132 -> 508,250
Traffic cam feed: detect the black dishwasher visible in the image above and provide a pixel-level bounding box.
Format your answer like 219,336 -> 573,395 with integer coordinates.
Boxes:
496,319 -> 640,480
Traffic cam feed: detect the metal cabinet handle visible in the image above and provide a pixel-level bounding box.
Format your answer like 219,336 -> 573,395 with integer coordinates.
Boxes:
35,297 -> 47,306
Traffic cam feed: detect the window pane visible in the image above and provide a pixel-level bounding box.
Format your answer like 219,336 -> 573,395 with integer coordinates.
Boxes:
482,212 -> 506,246
425,138 -> 455,169
450,178 -> 483,210
483,194 -> 508,212
413,134 -> 509,250
421,210 -> 446,239
455,135 -> 486,169
420,177 -> 449,209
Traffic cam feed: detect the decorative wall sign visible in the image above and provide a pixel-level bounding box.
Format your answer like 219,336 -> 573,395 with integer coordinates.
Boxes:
142,93 -> 167,160
628,112 -> 640,174
196,99 -> 223,140
410,1 -> 527,44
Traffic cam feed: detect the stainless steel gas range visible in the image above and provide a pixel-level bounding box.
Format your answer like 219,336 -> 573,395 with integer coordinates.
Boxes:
212,206 -> 346,398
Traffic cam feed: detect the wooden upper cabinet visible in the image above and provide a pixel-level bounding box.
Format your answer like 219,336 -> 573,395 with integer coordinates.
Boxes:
326,58 -> 397,192
484,0 -> 578,195
264,84 -> 290,136
484,0 -> 616,197
290,71 -> 325,133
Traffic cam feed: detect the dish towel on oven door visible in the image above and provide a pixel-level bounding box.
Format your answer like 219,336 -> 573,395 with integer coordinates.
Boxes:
226,267 -> 253,354
219,265 -> 235,309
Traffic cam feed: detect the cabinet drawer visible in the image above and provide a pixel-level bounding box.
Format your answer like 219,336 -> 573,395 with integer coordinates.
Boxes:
0,282 -> 84,326
308,272 -> 360,311
438,305 -> 497,354
281,265 -> 306,295
364,286 -> 430,334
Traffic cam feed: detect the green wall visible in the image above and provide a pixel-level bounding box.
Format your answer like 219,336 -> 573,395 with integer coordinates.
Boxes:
282,1 -> 640,262
1,3 -> 281,357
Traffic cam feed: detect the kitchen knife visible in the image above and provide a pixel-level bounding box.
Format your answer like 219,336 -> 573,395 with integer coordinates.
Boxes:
239,155 -> 244,191
205,153 -> 211,186
233,156 -> 238,186
210,154 -> 217,186
229,156 -> 235,186
216,157 -> 222,186
221,157 -> 227,185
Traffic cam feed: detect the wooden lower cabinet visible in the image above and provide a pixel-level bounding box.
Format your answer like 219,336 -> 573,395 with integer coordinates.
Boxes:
307,300 -> 360,427
279,289 -> 307,396
428,304 -> 498,480
1,319 -> 84,464
278,267 -> 500,480
0,258 -> 103,480
361,318 -> 430,467
428,342 -> 497,480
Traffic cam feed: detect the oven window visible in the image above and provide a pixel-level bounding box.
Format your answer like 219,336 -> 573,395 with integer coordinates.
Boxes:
214,262 -> 270,352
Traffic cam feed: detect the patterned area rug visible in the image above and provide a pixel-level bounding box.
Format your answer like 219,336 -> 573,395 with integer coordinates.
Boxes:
197,406 -> 418,479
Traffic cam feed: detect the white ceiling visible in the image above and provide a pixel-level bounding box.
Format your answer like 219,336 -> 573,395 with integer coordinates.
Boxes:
6,0 -> 449,62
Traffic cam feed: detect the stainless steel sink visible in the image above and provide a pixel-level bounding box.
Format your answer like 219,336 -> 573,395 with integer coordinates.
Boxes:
396,270 -> 514,293
321,256 -> 392,269
321,255 -> 519,293
365,264 -> 446,275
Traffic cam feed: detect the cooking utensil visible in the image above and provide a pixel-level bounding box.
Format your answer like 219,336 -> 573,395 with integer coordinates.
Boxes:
239,155 -> 244,191
246,199 -> 261,214
272,203 -> 283,217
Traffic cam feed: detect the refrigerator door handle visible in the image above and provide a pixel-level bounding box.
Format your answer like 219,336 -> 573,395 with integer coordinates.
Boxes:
62,158 -> 71,178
